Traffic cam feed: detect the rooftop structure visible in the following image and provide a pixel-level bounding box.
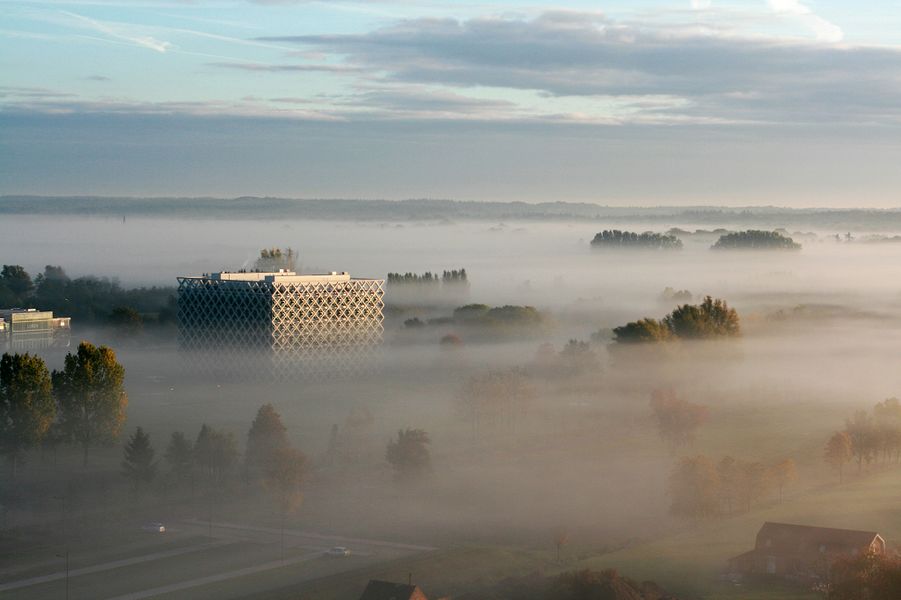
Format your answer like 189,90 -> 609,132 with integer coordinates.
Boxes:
0,308 -> 72,352
177,270 -> 384,379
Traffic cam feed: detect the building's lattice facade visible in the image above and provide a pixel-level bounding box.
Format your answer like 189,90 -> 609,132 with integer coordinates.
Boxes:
177,271 -> 384,379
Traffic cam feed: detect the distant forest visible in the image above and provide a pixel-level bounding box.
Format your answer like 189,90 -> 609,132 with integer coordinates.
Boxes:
5,196 -> 901,230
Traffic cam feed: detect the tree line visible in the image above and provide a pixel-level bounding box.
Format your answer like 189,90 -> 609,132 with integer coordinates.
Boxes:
590,230 -> 683,250
824,398 -> 901,483
0,264 -> 175,328
711,229 -> 801,250
0,342 -> 128,475
387,269 -> 468,285
669,454 -> 797,519
613,296 -> 740,343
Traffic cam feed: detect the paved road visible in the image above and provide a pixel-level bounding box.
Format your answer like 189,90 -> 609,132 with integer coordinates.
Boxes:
2,521 -> 436,600
0,541 -> 233,594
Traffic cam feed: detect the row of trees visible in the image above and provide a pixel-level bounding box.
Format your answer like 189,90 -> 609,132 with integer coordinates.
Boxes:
121,404 -> 307,513
0,264 -> 175,326
613,296 -> 741,343
711,229 -> 801,250
590,230 -> 683,250
387,269 -> 469,286
824,398 -> 901,482
669,455 -> 797,518
0,342 -> 127,475
456,369 -> 535,439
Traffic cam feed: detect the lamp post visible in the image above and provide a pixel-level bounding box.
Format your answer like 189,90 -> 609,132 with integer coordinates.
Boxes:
56,551 -> 69,600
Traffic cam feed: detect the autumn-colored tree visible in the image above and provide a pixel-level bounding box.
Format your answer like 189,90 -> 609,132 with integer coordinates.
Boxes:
669,455 -> 720,519
649,389 -> 709,453
245,403 -> 290,482
612,318 -> 673,343
122,426 -> 157,490
846,410 -> 879,473
386,428 -> 431,480
262,446 -> 307,515
664,296 -> 741,339
769,458 -> 797,504
829,552 -> 901,600
53,342 -> 128,466
554,529 -> 570,564
735,460 -> 772,512
0,353 -> 56,477
825,431 -> 854,483
717,456 -> 740,515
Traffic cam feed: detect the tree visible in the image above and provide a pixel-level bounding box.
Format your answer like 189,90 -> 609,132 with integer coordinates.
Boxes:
553,529 -> 569,564
122,427 -> 157,489
262,446 -> 307,515
245,403 -> 289,482
717,456 -> 740,515
664,296 -> 740,339
108,307 -> 143,337
669,455 -> 720,519
0,265 -> 34,305
0,353 -> 56,477
735,460 -> 771,512
164,431 -> 194,483
194,424 -> 239,484
590,230 -> 682,250
769,458 -> 797,504
612,318 -> 673,343
53,342 -> 128,466
457,370 -> 534,439
255,248 -> 297,272
711,230 -> 801,250
846,410 -> 879,473
649,389 -> 709,453
558,340 -> 598,375
825,431 -> 853,483
829,552 -> 901,600
386,428 -> 431,480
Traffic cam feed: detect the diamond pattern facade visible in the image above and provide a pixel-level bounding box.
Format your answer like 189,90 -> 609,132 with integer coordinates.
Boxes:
177,272 -> 384,379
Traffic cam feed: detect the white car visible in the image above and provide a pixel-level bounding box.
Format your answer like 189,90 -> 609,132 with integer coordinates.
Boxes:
142,522 -> 166,533
325,546 -> 350,557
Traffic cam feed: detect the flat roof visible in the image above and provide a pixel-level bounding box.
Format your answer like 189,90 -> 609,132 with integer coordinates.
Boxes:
179,271 -> 382,283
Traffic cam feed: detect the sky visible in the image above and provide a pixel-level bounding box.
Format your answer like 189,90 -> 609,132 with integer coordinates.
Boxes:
3,0 -> 901,206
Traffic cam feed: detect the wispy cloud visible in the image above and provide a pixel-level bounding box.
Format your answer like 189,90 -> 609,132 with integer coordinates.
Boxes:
60,10 -> 172,52
768,0 -> 843,42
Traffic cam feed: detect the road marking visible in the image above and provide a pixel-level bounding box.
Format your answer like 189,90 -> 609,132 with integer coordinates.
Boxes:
181,520 -> 437,552
105,553 -> 324,600
0,541 -> 233,593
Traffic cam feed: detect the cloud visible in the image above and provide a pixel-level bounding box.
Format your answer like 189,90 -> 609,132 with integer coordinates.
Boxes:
206,61 -> 363,74
259,10 -> 901,125
768,0 -> 843,42
60,10 -> 172,53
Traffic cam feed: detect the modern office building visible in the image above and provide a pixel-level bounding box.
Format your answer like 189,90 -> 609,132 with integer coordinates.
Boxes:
177,270 -> 384,378
0,308 -> 72,352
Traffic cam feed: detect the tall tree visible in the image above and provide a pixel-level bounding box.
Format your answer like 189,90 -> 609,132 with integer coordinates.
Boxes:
122,427 -> 157,490
386,428 -> 431,480
194,424 -> 238,484
649,389 -> 709,453
262,447 -> 307,515
768,458 -> 797,504
245,403 -> 289,481
164,431 -> 194,484
53,342 -> 128,466
0,265 -> 34,305
669,455 -> 720,519
845,410 -> 878,473
0,353 -> 56,477
825,431 -> 854,483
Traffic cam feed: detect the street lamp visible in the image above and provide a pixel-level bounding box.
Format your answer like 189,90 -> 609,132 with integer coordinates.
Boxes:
55,551 -> 69,600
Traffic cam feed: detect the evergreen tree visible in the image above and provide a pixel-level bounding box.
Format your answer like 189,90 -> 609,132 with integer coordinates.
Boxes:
245,403 -> 289,481
164,431 -> 194,483
122,427 -> 157,489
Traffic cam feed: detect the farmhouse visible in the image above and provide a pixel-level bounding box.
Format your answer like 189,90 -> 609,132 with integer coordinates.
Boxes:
729,522 -> 886,581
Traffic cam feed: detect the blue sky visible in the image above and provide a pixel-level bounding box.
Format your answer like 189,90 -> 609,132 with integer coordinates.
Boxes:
3,1 -> 901,205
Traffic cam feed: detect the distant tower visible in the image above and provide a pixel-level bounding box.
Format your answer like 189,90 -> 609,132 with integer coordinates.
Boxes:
177,270 -> 384,379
